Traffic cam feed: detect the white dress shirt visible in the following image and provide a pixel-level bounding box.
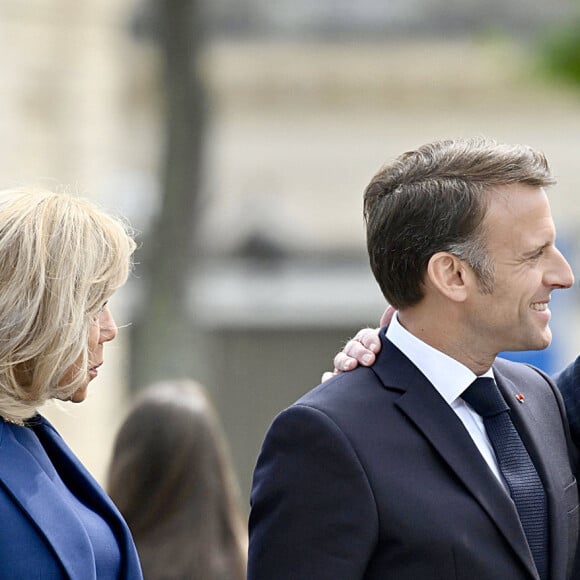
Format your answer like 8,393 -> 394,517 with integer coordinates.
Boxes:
386,313 -> 506,488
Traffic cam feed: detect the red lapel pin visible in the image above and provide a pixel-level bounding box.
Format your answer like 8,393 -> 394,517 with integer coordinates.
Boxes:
515,393 -> 525,404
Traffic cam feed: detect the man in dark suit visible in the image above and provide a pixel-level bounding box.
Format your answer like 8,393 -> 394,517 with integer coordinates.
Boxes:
248,137 -> 579,579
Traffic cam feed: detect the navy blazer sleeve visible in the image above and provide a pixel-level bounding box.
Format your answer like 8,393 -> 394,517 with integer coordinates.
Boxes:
248,404 -> 378,580
553,356 -> 580,448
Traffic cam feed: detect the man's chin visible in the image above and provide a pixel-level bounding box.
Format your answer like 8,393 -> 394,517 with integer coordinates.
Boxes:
515,334 -> 552,353
534,328 -> 553,351
498,331 -> 552,355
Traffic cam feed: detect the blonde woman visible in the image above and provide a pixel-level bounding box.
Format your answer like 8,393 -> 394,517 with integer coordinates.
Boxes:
0,188 -> 142,579
107,380 -> 247,580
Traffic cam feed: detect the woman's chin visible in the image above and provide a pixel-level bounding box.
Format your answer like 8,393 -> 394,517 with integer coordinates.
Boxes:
68,382 -> 90,403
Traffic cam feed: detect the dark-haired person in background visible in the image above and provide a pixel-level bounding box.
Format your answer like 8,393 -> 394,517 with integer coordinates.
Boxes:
108,379 -> 247,580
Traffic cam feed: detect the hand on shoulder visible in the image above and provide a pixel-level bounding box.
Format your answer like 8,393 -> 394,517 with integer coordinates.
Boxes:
321,306 -> 394,382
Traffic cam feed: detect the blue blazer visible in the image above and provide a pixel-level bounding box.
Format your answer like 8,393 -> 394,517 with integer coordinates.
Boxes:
0,415 -> 142,579
249,330 -> 579,580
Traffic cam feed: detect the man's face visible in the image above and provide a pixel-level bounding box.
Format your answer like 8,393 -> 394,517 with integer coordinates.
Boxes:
464,184 -> 573,356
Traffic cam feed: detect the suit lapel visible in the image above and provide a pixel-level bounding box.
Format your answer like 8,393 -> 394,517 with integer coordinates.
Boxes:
0,420 -> 96,580
371,335 -> 538,579
32,416 -> 142,579
494,368 -> 570,580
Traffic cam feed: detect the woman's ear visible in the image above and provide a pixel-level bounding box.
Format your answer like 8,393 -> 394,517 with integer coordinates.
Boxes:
426,252 -> 472,302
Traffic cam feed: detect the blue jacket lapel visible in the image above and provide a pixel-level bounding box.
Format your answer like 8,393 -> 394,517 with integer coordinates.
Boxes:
32,416 -> 142,580
0,419 -> 97,580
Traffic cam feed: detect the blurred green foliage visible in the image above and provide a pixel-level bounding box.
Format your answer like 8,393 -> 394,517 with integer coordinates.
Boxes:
540,20 -> 580,86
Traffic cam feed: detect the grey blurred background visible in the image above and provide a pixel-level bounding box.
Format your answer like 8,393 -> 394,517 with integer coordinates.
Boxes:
3,0 -> 580,506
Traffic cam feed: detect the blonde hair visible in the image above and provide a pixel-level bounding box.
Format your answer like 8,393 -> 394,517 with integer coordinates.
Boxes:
0,187 -> 136,423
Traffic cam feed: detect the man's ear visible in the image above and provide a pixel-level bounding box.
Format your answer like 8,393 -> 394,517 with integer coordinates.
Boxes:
426,252 -> 471,302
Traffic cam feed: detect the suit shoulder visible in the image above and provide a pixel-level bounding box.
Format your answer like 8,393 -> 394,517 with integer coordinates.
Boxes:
294,365 -> 383,410
494,357 -> 552,386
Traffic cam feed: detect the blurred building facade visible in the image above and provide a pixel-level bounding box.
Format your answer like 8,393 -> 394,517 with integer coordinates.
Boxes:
207,0 -> 574,38
1,0 -> 580,502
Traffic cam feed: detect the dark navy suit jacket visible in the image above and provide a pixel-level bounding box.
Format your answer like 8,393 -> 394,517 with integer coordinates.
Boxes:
0,415 -> 142,579
249,330 -> 579,580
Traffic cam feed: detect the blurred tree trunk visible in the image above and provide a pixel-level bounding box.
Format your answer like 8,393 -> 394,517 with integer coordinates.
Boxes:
131,0 -> 207,391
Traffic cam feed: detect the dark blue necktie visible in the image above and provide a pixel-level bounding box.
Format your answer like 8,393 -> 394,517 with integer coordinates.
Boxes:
462,377 -> 548,580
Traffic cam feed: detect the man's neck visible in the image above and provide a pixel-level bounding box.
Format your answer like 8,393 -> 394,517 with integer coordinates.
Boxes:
397,308 -> 496,376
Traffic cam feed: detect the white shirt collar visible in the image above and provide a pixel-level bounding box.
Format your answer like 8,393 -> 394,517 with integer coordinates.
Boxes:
385,312 -> 494,405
